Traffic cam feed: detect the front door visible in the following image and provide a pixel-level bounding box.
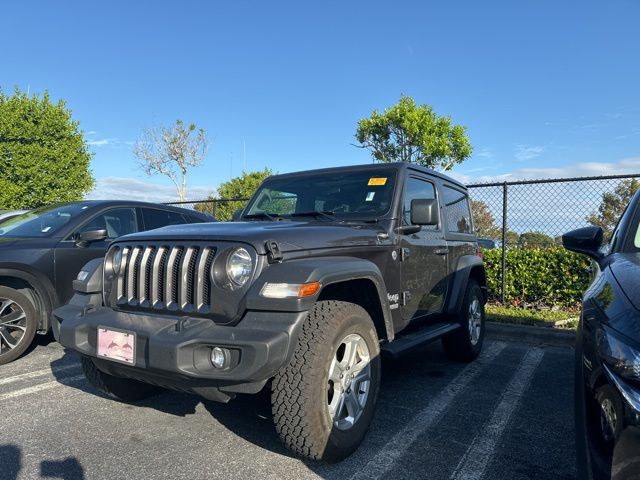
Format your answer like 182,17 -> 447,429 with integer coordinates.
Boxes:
54,207 -> 138,304
399,176 -> 449,327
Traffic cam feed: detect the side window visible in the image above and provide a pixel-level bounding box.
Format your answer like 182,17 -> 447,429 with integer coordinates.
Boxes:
402,177 -> 438,229
142,209 -> 187,230
78,208 -> 137,239
248,189 -> 298,215
442,186 -> 473,234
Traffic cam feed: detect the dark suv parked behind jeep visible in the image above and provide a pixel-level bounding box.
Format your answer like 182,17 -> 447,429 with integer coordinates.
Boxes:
55,163 -> 487,461
0,200 -> 213,365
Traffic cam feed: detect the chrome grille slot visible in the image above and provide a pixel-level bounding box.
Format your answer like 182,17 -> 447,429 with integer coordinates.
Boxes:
115,243 -> 216,314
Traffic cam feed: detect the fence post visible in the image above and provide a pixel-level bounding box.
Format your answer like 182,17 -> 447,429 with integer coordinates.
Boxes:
501,182 -> 508,304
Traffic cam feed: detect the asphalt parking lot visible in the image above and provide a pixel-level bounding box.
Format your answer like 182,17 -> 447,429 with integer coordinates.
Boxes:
0,334 -> 576,480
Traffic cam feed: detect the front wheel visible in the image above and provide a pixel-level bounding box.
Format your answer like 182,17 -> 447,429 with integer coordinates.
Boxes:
271,300 -> 381,462
0,286 -> 37,365
442,280 -> 485,362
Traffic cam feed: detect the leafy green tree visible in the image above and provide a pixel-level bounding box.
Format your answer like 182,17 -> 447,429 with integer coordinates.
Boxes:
504,231 -> 520,246
0,88 -> 94,208
587,178 -> 640,238
133,119 -> 208,202
518,231 -> 555,248
200,168 -> 272,221
470,199 -> 501,238
355,95 -> 472,170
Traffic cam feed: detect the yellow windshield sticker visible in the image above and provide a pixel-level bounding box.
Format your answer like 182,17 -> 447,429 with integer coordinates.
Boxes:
368,177 -> 387,186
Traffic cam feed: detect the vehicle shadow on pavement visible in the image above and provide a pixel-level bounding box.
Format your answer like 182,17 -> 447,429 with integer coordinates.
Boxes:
0,444 -> 85,480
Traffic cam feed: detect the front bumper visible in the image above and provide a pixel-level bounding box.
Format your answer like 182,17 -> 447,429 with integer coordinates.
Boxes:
53,303 -> 306,401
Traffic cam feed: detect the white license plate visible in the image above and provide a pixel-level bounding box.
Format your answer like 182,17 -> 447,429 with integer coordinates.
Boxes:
97,327 -> 136,365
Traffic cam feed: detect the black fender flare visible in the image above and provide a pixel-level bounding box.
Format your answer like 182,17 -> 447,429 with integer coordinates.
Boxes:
0,265 -> 58,331
444,255 -> 487,315
245,256 -> 395,341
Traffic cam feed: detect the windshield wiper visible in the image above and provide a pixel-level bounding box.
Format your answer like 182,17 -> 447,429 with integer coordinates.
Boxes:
290,211 -> 338,222
242,212 -> 281,221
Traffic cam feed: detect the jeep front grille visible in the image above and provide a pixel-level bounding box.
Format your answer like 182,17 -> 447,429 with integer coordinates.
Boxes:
115,244 -> 216,313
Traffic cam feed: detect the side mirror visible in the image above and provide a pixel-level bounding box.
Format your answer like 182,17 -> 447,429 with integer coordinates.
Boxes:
231,209 -> 243,221
75,229 -> 108,247
411,199 -> 439,226
562,226 -> 604,260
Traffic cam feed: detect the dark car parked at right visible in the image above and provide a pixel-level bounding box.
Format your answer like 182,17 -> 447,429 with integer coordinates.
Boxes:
0,200 -> 213,365
564,190 -> 640,479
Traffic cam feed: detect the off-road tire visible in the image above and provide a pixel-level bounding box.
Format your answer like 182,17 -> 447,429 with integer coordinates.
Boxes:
0,286 -> 37,365
81,355 -> 162,402
442,280 -> 485,362
271,300 -> 381,462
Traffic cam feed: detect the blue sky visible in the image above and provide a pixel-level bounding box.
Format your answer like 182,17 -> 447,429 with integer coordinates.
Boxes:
1,0 -> 639,201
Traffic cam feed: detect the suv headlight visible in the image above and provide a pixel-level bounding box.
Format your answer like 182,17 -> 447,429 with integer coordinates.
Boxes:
598,327 -> 640,385
226,248 -> 253,287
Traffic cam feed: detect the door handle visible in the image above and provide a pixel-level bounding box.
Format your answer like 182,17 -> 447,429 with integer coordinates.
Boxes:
434,248 -> 449,255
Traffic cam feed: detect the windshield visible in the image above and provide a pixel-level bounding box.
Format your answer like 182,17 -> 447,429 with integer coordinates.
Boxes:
243,169 -> 397,221
0,203 -> 90,238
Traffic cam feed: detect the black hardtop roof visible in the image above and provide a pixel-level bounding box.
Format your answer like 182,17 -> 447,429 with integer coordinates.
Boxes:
266,162 -> 466,189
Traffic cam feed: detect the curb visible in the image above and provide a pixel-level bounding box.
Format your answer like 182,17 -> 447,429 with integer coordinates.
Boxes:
486,321 -> 575,347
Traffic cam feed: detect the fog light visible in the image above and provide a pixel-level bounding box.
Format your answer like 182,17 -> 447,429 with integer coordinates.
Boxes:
210,347 -> 228,369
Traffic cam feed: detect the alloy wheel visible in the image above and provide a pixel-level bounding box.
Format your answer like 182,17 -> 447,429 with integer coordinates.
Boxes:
326,333 -> 371,431
468,296 -> 482,346
0,298 -> 28,356
599,397 -> 618,443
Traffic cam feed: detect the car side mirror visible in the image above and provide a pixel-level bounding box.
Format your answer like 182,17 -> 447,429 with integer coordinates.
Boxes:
75,229 -> 108,247
562,226 -> 604,260
231,209 -> 243,221
411,199 -> 438,226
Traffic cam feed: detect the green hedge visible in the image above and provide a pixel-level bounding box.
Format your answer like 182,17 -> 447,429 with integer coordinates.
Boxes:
482,246 -> 591,307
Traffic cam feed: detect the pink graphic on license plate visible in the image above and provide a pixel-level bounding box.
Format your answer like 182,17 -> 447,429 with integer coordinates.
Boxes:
97,328 -> 135,364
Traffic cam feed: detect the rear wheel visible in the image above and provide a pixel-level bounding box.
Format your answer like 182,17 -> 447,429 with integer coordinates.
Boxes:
271,300 -> 381,462
442,280 -> 485,362
0,286 -> 37,365
81,356 -> 162,402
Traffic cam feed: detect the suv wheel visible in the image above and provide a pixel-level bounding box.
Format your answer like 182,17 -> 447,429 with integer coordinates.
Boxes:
442,280 -> 485,362
271,300 -> 381,462
81,356 -> 162,402
0,286 -> 37,365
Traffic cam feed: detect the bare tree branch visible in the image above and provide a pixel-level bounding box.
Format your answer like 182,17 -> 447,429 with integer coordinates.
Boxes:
133,119 -> 208,201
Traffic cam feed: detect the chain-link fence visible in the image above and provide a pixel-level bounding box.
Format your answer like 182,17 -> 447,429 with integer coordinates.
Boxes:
468,173 -> 640,303
467,173 -> 640,247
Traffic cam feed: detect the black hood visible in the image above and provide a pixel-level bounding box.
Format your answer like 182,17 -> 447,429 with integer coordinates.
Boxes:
115,221 -> 387,254
610,253 -> 640,312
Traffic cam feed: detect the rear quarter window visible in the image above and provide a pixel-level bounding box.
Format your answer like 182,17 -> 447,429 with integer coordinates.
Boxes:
441,186 -> 473,234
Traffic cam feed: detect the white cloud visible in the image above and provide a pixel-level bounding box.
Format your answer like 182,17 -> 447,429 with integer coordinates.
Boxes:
87,138 -> 116,147
514,145 -> 544,161
86,177 -> 215,203
475,147 -> 494,159
508,157 -> 640,180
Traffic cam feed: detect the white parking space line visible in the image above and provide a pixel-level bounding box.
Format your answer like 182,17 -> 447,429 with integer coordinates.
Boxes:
450,348 -> 545,480
0,364 -> 80,386
0,374 -> 85,401
350,341 -> 507,480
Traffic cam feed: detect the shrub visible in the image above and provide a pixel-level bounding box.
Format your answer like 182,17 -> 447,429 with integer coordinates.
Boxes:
482,246 -> 591,307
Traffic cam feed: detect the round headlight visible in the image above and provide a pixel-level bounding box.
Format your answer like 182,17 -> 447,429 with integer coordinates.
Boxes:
226,248 -> 252,287
112,247 -> 123,275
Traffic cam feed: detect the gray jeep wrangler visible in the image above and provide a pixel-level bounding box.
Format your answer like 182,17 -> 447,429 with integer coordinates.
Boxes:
54,162 -> 487,462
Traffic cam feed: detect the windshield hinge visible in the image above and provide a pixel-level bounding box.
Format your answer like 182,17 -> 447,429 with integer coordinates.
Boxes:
265,239 -> 283,263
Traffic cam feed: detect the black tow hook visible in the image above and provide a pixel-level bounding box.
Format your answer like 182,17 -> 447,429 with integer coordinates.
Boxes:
175,316 -> 191,332
80,304 -> 96,318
